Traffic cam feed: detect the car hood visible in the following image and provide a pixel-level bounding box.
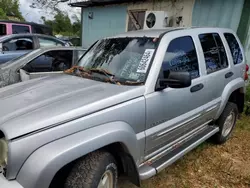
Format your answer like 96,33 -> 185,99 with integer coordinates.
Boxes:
0,74 -> 145,139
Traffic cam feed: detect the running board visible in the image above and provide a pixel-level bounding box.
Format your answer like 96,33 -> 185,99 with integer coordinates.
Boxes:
139,126 -> 219,180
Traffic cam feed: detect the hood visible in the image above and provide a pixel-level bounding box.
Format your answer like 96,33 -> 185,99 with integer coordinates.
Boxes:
0,74 -> 145,139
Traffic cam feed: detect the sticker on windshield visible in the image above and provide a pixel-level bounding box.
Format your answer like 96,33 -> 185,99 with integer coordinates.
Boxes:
137,49 -> 155,73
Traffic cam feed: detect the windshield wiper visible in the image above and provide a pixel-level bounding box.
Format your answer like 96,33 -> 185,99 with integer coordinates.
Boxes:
64,66 -> 90,76
123,81 -> 144,86
89,68 -> 117,84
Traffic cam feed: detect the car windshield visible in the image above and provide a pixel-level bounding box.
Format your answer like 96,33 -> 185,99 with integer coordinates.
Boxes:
73,37 -> 158,85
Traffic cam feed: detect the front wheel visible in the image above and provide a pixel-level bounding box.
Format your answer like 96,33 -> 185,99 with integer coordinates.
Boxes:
212,102 -> 238,144
65,151 -> 118,188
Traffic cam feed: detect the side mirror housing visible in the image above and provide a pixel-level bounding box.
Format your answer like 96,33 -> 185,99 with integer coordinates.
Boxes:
156,71 -> 191,91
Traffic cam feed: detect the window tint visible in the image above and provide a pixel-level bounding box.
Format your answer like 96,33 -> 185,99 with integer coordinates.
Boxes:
224,33 -> 243,65
0,24 -> 6,35
23,50 -> 73,73
199,33 -> 228,74
38,37 -> 64,47
162,36 -> 199,79
3,38 -> 34,51
12,25 -> 30,34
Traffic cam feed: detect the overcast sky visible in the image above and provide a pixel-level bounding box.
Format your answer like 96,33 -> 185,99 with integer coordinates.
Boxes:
19,0 -> 81,23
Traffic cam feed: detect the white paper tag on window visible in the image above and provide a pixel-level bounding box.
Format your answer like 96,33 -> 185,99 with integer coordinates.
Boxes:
137,49 -> 155,73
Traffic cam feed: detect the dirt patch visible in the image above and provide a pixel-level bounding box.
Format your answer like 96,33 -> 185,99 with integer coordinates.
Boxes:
119,116 -> 250,188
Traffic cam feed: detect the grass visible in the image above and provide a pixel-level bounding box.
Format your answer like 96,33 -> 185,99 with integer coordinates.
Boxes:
119,115 -> 250,188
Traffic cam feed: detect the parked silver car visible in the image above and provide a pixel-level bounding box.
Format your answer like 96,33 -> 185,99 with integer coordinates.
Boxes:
0,27 -> 247,188
0,46 -> 86,88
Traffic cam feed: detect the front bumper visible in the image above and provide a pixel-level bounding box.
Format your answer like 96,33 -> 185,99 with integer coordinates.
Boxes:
0,174 -> 23,188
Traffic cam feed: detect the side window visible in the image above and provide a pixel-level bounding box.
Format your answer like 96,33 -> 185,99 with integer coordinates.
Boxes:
38,37 -> 63,47
224,33 -> 243,65
12,25 -> 30,34
23,50 -> 73,73
199,33 -> 228,74
3,38 -> 34,51
162,36 -> 199,79
0,24 -> 7,35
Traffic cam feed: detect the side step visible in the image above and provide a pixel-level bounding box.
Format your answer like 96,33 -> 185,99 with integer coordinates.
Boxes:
139,126 -> 219,180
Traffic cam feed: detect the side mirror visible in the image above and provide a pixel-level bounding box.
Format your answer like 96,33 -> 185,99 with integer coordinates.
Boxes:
156,71 -> 191,91
0,43 -> 2,52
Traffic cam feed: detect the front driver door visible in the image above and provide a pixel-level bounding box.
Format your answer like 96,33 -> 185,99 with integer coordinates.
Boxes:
145,35 -> 210,158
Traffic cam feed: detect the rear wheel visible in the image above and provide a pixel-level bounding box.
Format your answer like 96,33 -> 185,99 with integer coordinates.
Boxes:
212,102 -> 238,144
64,151 -> 118,188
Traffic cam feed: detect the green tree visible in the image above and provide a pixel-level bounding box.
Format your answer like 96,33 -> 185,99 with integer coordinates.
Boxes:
0,8 -> 8,19
42,11 -> 81,36
72,14 -> 81,36
0,0 -> 24,21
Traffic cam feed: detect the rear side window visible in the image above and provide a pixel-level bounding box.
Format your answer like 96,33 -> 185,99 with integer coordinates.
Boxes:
162,36 -> 199,79
199,33 -> 228,74
12,25 -> 30,34
0,24 -> 6,35
38,37 -> 64,47
224,33 -> 243,64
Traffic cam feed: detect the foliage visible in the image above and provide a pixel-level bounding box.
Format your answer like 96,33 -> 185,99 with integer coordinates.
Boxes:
0,8 -> 8,19
245,83 -> 250,102
30,0 -> 67,11
0,0 -> 24,21
42,11 -> 80,37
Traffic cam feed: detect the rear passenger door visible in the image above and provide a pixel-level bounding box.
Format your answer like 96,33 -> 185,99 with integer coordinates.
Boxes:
223,33 -> 244,81
198,33 -> 230,119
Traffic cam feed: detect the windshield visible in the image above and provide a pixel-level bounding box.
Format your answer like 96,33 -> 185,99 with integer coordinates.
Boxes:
76,37 -> 158,84
0,24 -> 7,36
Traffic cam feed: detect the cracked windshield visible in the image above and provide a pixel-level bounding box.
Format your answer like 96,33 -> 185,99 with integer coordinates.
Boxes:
65,37 -> 157,85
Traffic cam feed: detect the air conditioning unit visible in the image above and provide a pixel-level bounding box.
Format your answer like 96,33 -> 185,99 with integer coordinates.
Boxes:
144,11 -> 170,30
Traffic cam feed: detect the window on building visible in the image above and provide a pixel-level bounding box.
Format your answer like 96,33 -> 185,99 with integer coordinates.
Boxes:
128,10 -> 146,31
23,50 -> 73,73
199,33 -> 228,74
0,24 -> 6,36
224,33 -> 243,65
12,25 -> 30,34
3,38 -> 34,51
38,37 -> 64,47
162,36 -> 199,79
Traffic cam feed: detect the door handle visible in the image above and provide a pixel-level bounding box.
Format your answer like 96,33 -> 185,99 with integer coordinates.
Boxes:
225,72 -> 234,79
190,83 -> 204,93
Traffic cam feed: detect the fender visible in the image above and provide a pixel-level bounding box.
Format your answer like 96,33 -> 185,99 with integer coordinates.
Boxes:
215,77 -> 245,119
16,122 -> 143,188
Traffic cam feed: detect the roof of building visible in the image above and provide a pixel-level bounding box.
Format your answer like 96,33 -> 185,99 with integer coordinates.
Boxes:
69,0 -> 143,7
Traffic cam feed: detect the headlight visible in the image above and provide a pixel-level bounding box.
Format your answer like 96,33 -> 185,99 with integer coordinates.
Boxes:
0,138 -> 8,166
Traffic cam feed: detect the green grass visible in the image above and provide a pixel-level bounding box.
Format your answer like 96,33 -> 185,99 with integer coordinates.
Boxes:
119,115 -> 250,188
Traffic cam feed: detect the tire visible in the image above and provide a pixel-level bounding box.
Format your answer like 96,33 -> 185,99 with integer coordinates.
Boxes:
64,151 -> 118,188
212,102 -> 238,144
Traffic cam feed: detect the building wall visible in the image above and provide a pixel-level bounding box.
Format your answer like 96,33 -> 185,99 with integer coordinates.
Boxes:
82,5 -> 127,48
192,0 -> 244,31
81,0 -> 195,47
126,0 -> 195,29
